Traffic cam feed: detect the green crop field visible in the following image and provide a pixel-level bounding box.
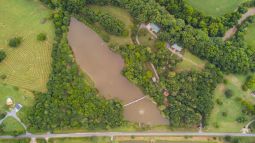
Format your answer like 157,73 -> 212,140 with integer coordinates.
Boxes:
0,0 -> 54,92
185,0 -> 248,17
207,75 -> 254,132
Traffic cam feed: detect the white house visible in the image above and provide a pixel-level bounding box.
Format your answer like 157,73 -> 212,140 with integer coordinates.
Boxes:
172,44 -> 183,52
146,23 -> 161,33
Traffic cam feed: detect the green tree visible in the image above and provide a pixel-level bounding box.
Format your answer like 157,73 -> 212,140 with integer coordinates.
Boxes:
8,37 -> 22,48
0,51 -> 6,62
37,33 -> 47,41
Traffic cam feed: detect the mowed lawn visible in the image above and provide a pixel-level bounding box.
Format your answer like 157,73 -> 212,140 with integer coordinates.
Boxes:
0,0 -> 54,92
185,0 -> 248,17
89,5 -> 134,45
207,75 -> 254,132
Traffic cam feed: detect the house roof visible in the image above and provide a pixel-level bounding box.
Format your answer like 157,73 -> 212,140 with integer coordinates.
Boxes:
172,44 -> 183,51
149,23 -> 160,33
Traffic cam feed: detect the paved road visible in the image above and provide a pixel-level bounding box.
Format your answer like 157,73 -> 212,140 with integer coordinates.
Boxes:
1,132 -> 255,139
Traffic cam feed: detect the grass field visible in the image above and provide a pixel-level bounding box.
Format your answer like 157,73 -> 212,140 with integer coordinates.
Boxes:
176,50 -> 206,72
1,116 -> 26,135
207,75 -> 254,132
89,5 -> 134,45
244,22 -> 255,49
185,0 -> 248,17
0,0 -> 54,92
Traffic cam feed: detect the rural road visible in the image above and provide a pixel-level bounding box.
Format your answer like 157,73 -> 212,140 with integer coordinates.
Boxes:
1,132 -> 255,139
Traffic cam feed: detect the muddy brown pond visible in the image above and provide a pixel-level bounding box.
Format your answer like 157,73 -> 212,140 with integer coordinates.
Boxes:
68,18 -> 168,125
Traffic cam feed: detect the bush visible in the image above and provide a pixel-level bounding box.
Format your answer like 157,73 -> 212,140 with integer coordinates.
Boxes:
225,89 -> 233,98
0,51 -> 6,62
37,33 -> 47,41
216,98 -> 223,105
224,136 -> 232,142
222,112 -> 228,117
236,116 -> 247,123
0,74 -> 7,80
8,37 -> 22,48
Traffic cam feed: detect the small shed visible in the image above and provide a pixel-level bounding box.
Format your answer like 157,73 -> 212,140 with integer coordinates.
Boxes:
172,44 -> 183,52
146,23 -> 161,33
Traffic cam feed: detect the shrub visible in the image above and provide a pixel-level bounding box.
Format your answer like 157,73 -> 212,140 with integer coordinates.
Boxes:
37,33 -> 47,41
224,136 -> 232,142
236,116 -> 247,123
216,98 -> 223,105
8,37 -> 22,48
0,74 -> 7,80
222,112 -> 228,117
0,51 -> 6,62
224,89 -> 233,98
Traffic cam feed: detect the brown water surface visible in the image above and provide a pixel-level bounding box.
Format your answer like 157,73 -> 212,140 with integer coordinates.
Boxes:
68,18 -> 168,125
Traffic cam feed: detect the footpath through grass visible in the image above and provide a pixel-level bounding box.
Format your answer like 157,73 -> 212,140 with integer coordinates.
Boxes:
0,0 -> 54,92
207,75 -> 254,132
185,0 -> 248,17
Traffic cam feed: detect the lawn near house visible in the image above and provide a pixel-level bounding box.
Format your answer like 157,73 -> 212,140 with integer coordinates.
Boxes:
175,50 -> 206,72
88,5 -> 134,45
138,28 -> 157,48
185,0 -> 249,17
0,83 -> 34,123
0,116 -> 26,135
207,74 -> 254,132
0,0 -> 54,92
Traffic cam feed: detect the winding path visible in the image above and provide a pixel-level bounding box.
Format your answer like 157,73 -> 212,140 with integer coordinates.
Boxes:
223,8 -> 255,41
